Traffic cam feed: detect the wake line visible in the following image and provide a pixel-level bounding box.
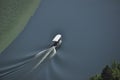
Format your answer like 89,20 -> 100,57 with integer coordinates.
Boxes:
0,46 -> 56,79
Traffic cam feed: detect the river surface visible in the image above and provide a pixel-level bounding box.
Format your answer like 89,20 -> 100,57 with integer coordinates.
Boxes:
0,0 -> 120,80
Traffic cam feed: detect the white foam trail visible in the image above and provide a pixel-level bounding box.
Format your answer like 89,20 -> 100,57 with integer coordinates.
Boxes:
31,46 -> 56,71
0,46 -> 57,79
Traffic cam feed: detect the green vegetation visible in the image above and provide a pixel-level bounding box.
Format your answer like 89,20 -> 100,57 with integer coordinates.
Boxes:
90,62 -> 120,80
0,0 -> 41,54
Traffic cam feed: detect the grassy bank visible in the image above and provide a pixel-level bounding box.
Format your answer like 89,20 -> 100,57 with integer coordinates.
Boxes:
0,0 -> 41,54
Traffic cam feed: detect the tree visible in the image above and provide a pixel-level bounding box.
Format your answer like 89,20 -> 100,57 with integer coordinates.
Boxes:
101,65 -> 113,80
90,62 -> 120,80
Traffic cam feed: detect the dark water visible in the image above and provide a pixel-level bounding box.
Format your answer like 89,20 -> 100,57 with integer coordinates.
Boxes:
0,0 -> 120,80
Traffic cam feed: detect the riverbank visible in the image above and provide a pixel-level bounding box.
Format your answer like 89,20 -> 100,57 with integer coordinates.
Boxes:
0,0 -> 41,54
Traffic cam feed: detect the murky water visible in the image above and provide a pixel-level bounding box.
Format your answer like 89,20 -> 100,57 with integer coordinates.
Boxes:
0,0 -> 120,80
